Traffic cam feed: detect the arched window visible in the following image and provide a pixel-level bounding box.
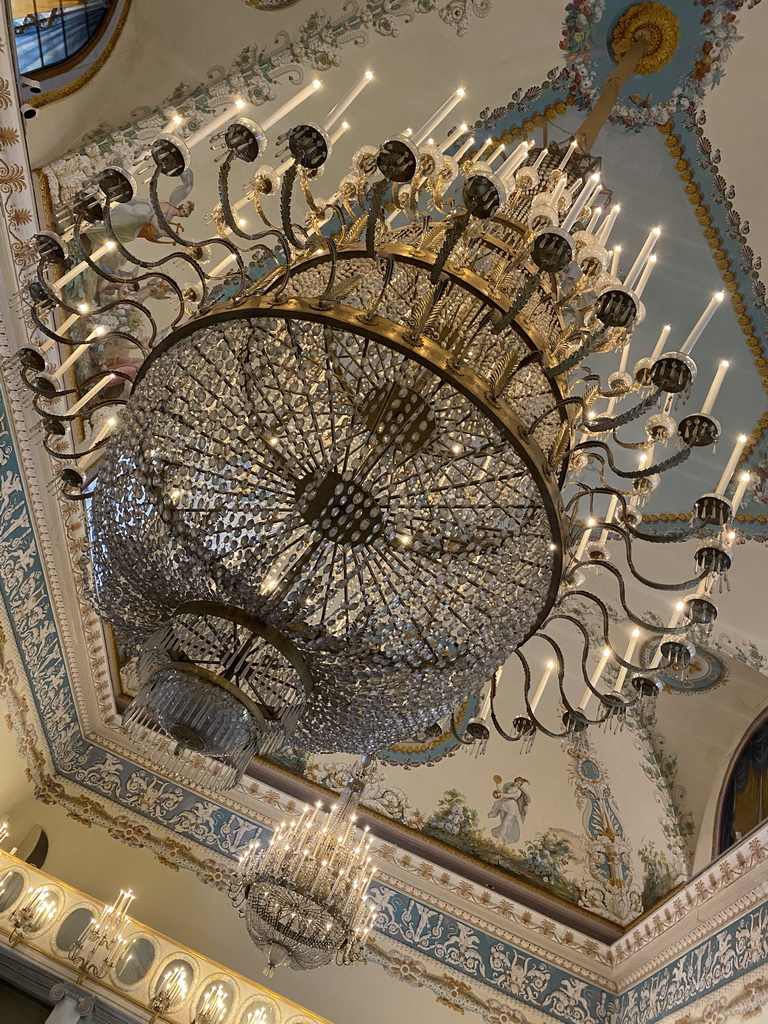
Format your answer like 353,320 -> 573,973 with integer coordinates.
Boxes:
12,0 -> 118,77
718,712 -> 768,853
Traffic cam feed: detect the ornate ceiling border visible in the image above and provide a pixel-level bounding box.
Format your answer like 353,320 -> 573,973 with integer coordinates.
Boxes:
42,0 -> 491,198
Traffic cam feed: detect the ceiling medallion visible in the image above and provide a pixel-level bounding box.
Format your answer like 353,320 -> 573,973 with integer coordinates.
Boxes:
19,63 -> 748,814
611,2 -> 681,76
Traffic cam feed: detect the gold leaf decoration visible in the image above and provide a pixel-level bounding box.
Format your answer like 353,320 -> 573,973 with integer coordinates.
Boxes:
0,126 -> 19,148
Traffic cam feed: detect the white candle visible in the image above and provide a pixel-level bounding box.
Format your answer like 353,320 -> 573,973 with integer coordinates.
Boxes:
599,494 -> 619,545
473,137 -> 493,163
650,324 -> 672,362
321,71 -> 373,131
260,79 -> 323,132
51,327 -> 106,380
574,517 -> 596,562
453,135 -> 475,161
529,660 -> 555,713
54,241 -> 117,291
731,471 -> 751,514
486,142 -> 505,167
634,253 -> 657,298
184,96 -> 247,149
650,602 -> 685,668
596,204 -> 621,246
413,88 -> 465,146
330,120 -> 351,145
497,140 -> 532,181
68,374 -> 119,415
439,123 -> 468,153
624,226 -> 661,290
209,252 -> 237,277
612,628 -> 640,693
532,147 -> 549,171
680,292 -> 725,355
562,174 -> 601,232
700,360 -> 729,416
715,434 -> 748,494
610,246 -> 621,278
40,311 -> 81,354
549,176 -> 567,209
478,669 -> 499,720
558,138 -> 577,170
578,646 -> 612,711
586,205 -> 603,233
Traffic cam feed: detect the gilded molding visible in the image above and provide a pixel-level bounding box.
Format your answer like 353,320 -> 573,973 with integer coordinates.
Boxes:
611,3 -> 681,76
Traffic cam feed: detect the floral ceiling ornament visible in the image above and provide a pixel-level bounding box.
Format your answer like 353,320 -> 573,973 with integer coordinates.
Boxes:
610,2 -> 681,76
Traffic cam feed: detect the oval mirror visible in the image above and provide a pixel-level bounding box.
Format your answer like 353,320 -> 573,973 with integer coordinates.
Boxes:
27,888 -> 60,932
115,936 -> 155,986
196,979 -> 235,1020
152,959 -> 194,1008
55,907 -> 94,952
240,997 -> 279,1024
0,871 -> 24,913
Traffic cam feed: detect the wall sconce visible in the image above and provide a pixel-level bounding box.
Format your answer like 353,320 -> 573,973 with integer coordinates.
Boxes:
9,887 -> 58,947
67,889 -> 135,984
149,965 -> 189,1023
193,983 -> 229,1024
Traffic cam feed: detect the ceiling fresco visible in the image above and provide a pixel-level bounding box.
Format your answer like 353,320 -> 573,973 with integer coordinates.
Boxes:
0,2 -> 766,1017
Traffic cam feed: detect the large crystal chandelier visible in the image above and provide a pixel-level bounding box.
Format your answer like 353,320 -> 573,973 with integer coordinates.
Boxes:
229,758 -> 377,974
19,4 -> 748,788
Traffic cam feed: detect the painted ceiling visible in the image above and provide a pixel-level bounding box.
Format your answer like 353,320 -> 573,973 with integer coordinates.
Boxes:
0,0 -> 767,1019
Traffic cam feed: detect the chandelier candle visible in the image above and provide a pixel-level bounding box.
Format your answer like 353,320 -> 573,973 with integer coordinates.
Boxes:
680,292 -> 725,355
731,471 -> 751,514
611,628 -> 641,694
610,245 -> 622,278
599,494 -> 619,546
700,360 -> 729,417
260,79 -> 322,132
439,123 -> 469,153
53,241 -> 116,291
412,87 -> 465,145
624,226 -> 661,291
76,416 -> 117,472
578,647 -> 613,712
562,174 -> 601,232
50,327 -> 106,381
529,661 -> 556,714
650,324 -> 672,362
558,137 -> 577,169
498,140 -> 532,180
586,205 -> 603,233
715,434 -> 749,495
329,121 -> 351,145
532,147 -> 549,171
634,253 -> 657,298
320,71 -> 373,132
596,203 -> 621,246
452,134 -> 475,161
183,97 -> 246,150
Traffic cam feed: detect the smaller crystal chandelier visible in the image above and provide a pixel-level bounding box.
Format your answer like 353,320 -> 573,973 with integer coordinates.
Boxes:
230,758 -> 378,974
122,605 -> 313,791
68,889 -> 135,983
